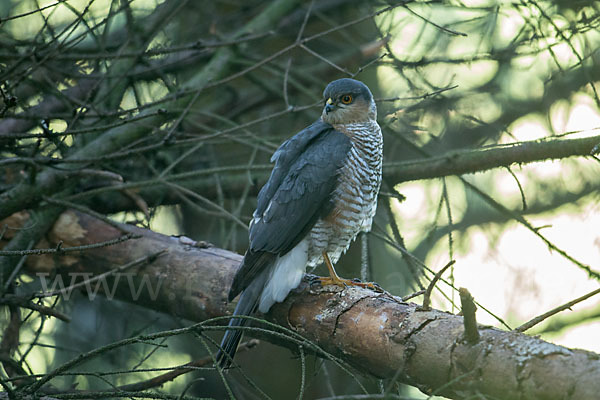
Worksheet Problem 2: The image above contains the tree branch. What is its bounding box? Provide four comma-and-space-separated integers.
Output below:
11, 210, 600, 400
385, 134, 600, 183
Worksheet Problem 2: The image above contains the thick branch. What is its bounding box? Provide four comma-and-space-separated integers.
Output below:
13, 210, 600, 400
385, 134, 600, 182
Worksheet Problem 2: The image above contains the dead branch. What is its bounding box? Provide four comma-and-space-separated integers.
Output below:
459, 287, 480, 344
11, 209, 600, 400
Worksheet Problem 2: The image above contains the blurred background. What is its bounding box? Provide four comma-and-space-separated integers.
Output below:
1, 0, 599, 398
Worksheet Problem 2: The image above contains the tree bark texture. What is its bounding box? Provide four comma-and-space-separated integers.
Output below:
8, 210, 600, 400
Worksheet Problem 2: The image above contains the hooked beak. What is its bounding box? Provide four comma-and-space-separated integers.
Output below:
325, 98, 335, 114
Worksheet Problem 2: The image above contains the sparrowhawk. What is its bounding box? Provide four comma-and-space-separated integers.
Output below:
217, 78, 383, 367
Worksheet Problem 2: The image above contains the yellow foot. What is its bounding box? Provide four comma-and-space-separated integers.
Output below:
316, 251, 383, 292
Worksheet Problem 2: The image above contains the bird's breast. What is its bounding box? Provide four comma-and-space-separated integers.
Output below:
306, 120, 383, 266
328, 122, 382, 231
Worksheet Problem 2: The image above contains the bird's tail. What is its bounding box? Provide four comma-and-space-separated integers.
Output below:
216, 270, 268, 369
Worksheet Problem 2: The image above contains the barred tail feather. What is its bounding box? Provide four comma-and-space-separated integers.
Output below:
216, 268, 269, 369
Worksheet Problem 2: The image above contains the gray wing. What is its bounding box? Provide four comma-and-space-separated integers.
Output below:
228, 121, 352, 300
253, 120, 336, 222
250, 121, 352, 253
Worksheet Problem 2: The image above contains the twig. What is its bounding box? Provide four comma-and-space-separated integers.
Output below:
23, 321, 211, 394
65, 133, 600, 210
506, 166, 527, 211
371, 230, 512, 330
295, 0, 314, 42
0, 306, 30, 386
0, 86, 17, 118
0, 306, 20, 355
515, 287, 600, 333
377, 85, 458, 102
41, 196, 130, 232
115, 340, 259, 392
300, 44, 351, 75
459, 288, 479, 344
0, 0, 64, 22
2, 240, 33, 293
0, 296, 70, 322
64, 169, 124, 182
160, 180, 247, 229
0, 108, 164, 140
0, 207, 64, 298
461, 178, 600, 280
401, 289, 425, 302
0, 234, 138, 256
283, 57, 292, 108
171, 3, 404, 98
8, 31, 274, 61
421, 260, 455, 311
403, 5, 467, 37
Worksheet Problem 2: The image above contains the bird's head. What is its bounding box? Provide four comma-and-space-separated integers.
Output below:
321, 78, 376, 124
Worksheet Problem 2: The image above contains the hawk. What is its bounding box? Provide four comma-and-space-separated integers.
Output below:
216, 78, 383, 367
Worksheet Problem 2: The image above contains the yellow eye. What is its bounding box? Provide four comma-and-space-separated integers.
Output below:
341, 94, 353, 104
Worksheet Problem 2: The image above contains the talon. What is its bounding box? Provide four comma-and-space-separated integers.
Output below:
317, 251, 383, 291
308, 275, 322, 288
371, 282, 384, 293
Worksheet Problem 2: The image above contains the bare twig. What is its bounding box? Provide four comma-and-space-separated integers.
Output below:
2, 240, 33, 293
0, 233, 138, 256
41, 197, 129, 232
421, 260, 455, 311
401, 289, 425, 302
116, 340, 259, 392
515, 287, 600, 333
403, 5, 467, 37
0, 0, 64, 22
459, 288, 480, 344
0, 296, 70, 322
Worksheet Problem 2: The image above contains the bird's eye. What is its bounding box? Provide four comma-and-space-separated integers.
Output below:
341, 94, 353, 104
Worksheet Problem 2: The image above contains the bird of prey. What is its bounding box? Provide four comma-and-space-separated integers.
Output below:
216, 78, 383, 368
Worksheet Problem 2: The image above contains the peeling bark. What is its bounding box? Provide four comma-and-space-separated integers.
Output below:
5, 210, 600, 400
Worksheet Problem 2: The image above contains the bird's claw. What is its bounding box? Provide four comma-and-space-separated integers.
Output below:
307, 274, 322, 287
371, 282, 384, 293
356, 280, 384, 293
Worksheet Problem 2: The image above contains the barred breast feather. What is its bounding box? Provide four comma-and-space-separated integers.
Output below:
306, 120, 383, 267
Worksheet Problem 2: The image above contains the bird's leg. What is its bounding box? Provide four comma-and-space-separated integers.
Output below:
320, 251, 344, 285
318, 252, 382, 291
